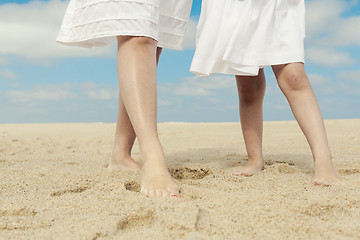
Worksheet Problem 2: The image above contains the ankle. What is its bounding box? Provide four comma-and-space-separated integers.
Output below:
313, 152, 333, 165
247, 155, 264, 164
139, 141, 164, 157
112, 149, 131, 160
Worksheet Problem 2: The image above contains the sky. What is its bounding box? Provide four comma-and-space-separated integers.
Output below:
0, 0, 359, 123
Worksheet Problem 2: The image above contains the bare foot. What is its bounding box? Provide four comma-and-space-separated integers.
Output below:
313, 159, 343, 186
108, 155, 141, 173
140, 162, 179, 198
233, 159, 264, 177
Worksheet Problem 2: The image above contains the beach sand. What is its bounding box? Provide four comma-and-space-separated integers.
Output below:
0, 119, 359, 239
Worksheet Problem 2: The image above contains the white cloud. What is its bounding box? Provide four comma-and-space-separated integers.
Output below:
305, 0, 360, 47
308, 73, 331, 85
0, 0, 114, 59
305, 0, 348, 39
174, 84, 215, 96
336, 70, 360, 83
306, 71, 360, 98
158, 98, 172, 106
308, 73, 335, 95
85, 88, 118, 100
304, 0, 360, 67
0, 69, 16, 80
326, 16, 360, 46
0, 56, 9, 65
5, 83, 76, 102
305, 47, 355, 67
171, 75, 235, 97
79, 81, 99, 90
4, 79, 120, 103
332, 70, 360, 96
79, 81, 118, 100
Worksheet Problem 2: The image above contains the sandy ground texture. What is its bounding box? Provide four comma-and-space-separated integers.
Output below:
0, 120, 359, 240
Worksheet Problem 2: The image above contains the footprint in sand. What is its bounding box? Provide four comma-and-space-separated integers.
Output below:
302, 203, 349, 219
116, 211, 155, 231
277, 164, 296, 174
194, 208, 212, 231
338, 169, 360, 176
169, 167, 211, 180
65, 162, 79, 166
91, 232, 106, 240
0, 207, 37, 217
124, 181, 141, 192
123, 168, 211, 194
50, 186, 89, 197
266, 160, 295, 166
225, 153, 242, 158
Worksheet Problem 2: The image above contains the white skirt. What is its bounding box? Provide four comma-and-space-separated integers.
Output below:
190, 0, 306, 76
56, 0, 193, 50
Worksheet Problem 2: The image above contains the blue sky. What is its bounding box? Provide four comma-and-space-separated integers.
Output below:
0, 0, 359, 123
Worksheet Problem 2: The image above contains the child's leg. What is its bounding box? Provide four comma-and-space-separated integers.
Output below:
233, 70, 266, 176
272, 63, 342, 186
116, 36, 179, 197
108, 48, 163, 173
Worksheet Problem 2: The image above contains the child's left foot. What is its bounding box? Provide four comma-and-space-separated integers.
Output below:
233, 159, 264, 177
313, 160, 343, 186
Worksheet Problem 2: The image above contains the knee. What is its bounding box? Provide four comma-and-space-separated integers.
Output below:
118, 36, 157, 50
280, 71, 309, 91
129, 36, 156, 46
238, 81, 265, 102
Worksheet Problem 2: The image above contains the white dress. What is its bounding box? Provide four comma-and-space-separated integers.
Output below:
57, 0, 193, 50
190, 0, 305, 76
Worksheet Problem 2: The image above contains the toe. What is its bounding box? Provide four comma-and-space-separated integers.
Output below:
243, 171, 254, 177
155, 189, 162, 197
168, 188, 179, 198
161, 189, 170, 197
148, 189, 156, 197
313, 178, 322, 185
233, 169, 241, 176
141, 188, 149, 197
313, 178, 331, 187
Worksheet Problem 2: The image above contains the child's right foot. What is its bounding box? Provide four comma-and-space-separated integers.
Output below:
108, 155, 141, 172
233, 159, 264, 177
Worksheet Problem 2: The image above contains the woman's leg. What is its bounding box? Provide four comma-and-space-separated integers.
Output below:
272, 63, 342, 185
116, 36, 179, 197
108, 48, 163, 172
233, 70, 266, 176
108, 95, 140, 172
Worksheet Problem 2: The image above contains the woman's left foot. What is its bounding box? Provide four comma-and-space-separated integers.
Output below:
313, 160, 343, 186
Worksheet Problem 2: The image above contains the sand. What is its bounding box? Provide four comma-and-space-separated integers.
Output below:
0, 119, 359, 239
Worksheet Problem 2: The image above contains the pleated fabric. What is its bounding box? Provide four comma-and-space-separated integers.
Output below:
56, 0, 192, 50
190, 0, 306, 76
